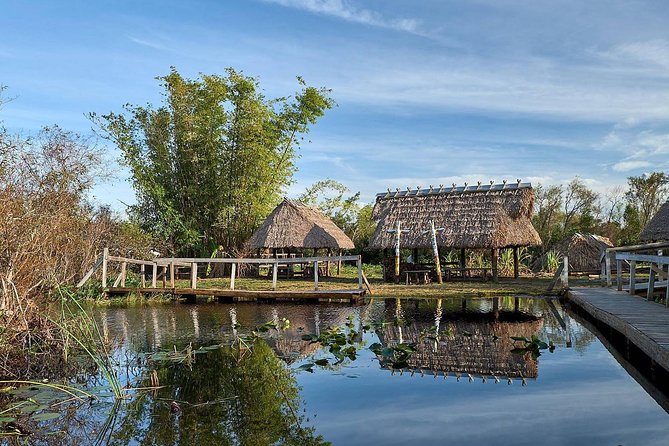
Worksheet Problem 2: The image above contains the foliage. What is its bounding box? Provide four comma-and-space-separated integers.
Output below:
510, 335, 555, 359
93, 68, 334, 254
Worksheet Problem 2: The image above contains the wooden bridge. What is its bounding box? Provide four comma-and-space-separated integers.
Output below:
77, 248, 368, 303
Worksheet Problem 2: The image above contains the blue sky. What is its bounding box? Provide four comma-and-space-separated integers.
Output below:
2, 0, 669, 211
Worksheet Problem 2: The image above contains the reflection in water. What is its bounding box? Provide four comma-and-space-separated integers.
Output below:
380, 298, 543, 381
5, 298, 669, 445
99, 340, 328, 446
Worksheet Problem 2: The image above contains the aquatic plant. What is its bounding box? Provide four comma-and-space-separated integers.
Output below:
510, 335, 555, 359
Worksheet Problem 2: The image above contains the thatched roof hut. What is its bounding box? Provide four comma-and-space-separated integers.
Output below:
532, 232, 613, 273
640, 200, 669, 242
248, 199, 354, 250
368, 182, 541, 250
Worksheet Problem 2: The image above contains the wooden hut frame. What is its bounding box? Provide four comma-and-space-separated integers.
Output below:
368, 182, 542, 281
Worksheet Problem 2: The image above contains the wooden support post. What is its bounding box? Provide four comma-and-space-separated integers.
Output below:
647, 263, 656, 301
491, 249, 499, 282
605, 250, 612, 286
230, 263, 236, 290
561, 256, 569, 289
357, 255, 363, 290
616, 260, 623, 291
629, 260, 636, 295
666, 264, 669, 307
191, 262, 197, 289
162, 266, 167, 288
140, 264, 146, 288
101, 247, 109, 289
170, 261, 175, 288
412, 248, 418, 264
513, 247, 519, 279
326, 248, 331, 277
314, 260, 319, 290
272, 260, 278, 290
428, 220, 443, 284
152, 263, 158, 288
337, 249, 341, 276
120, 261, 127, 287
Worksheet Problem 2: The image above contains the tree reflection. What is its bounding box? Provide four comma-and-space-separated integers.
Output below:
104, 340, 328, 446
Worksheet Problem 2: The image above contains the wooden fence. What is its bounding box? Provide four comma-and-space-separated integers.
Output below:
78, 248, 365, 292
601, 241, 669, 306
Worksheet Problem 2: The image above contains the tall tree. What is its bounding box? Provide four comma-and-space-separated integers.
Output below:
533, 183, 563, 245
625, 172, 669, 229
93, 68, 333, 254
563, 177, 599, 233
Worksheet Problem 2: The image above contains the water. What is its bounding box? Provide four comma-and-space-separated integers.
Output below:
6, 297, 669, 445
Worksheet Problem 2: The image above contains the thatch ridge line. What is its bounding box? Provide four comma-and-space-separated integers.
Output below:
375, 181, 531, 199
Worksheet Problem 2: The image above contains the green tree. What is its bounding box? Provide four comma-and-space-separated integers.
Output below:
298, 179, 361, 236
563, 177, 599, 234
532, 183, 563, 245
625, 172, 669, 229
93, 68, 333, 254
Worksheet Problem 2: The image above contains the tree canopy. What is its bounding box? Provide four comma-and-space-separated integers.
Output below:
93, 68, 334, 255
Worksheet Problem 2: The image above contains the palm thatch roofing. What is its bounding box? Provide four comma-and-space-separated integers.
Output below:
368, 182, 542, 250
531, 232, 613, 273
248, 199, 354, 250
640, 200, 669, 242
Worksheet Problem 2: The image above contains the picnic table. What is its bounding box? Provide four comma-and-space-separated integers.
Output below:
403, 269, 432, 285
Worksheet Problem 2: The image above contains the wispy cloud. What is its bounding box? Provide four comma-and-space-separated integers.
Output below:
612, 160, 652, 172
127, 36, 170, 51
264, 0, 420, 33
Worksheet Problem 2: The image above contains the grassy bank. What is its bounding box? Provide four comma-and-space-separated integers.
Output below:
113, 264, 600, 300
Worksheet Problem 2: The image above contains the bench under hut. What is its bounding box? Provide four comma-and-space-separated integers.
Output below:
368, 181, 542, 281
247, 199, 354, 276
532, 232, 613, 274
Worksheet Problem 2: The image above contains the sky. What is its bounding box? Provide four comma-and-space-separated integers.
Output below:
1, 0, 669, 212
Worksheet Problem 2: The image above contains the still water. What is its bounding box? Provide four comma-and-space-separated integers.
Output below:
9, 297, 669, 445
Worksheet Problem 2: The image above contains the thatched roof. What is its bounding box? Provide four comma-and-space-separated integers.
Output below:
248, 199, 354, 250
368, 182, 542, 250
532, 232, 613, 273
640, 200, 669, 242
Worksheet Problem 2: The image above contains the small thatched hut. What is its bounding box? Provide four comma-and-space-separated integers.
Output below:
368, 181, 542, 279
640, 200, 669, 242
532, 232, 613, 273
248, 199, 354, 252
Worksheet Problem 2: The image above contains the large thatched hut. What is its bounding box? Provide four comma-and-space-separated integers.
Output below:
368, 181, 542, 280
532, 232, 613, 273
248, 199, 354, 252
640, 200, 669, 242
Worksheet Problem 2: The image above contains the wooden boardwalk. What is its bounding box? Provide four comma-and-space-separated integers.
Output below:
107, 287, 365, 304
567, 287, 669, 372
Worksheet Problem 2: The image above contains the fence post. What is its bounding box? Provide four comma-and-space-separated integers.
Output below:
230, 263, 236, 290
101, 248, 109, 289
191, 262, 198, 289
616, 259, 623, 291
272, 260, 278, 290
629, 260, 636, 295
647, 264, 656, 301
357, 255, 363, 290
605, 250, 612, 286
170, 261, 175, 288
140, 264, 146, 288
120, 261, 127, 287
314, 261, 319, 291
561, 256, 569, 289
152, 263, 158, 288
162, 266, 167, 288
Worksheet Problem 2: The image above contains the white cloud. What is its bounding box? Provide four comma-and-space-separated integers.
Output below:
612, 160, 652, 172
264, 0, 420, 33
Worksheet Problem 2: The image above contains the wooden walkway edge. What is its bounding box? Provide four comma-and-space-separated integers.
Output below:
567, 287, 669, 372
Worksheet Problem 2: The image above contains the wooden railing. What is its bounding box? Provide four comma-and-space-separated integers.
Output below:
600, 242, 669, 306
77, 248, 365, 292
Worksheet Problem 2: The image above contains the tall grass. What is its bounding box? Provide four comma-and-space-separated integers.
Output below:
53, 287, 125, 399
